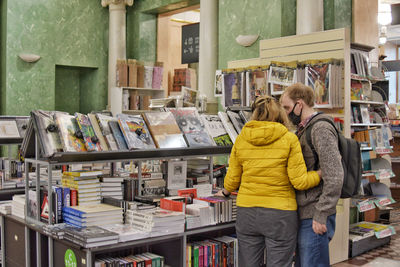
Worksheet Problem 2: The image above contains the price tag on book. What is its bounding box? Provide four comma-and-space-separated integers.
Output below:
357, 199, 375, 212
375, 147, 393, 154
375, 226, 395, 239
374, 197, 395, 208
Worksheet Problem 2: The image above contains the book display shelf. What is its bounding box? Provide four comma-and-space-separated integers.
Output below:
0, 126, 233, 267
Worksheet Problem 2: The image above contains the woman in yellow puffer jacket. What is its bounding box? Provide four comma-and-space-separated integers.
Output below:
219, 96, 321, 267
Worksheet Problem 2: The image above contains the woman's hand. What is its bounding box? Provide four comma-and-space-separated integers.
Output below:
317, 169, 322, 177
214, 189, 231, 197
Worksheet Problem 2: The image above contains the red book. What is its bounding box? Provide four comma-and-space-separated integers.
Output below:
160, 198, 185, 212
70, 189, 77, 206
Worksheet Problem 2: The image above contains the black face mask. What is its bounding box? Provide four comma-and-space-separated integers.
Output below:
288, 102, 302, 126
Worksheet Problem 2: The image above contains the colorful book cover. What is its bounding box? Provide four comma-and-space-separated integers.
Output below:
54, 113, 87, 153
70, 189, 77, 206
223, 72, 243, 107
53, 186, 63, 223
227, 110, 245, 134
246, 69, 267, 105
88, 113, 109, 151
305, 63, 331, 108
167, 108, 214, 147
142, 111, 187, 148
75, 113, 102, 152
96, 113, 119, 151
200, 114, 233, 146
31, 110, 65, 157
117, 113, 156, 150
108, 120, 129, 151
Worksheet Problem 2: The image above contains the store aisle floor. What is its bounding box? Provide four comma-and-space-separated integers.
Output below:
333, 207, 400, 267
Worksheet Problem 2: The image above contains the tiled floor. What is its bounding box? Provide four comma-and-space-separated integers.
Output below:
333, 208, 400, 267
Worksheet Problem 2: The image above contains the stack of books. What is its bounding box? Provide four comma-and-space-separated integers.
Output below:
126, 208, 185, 237
193, 195, 236, 224
100, 177, 124, 200
62, 171, 101, 205
62, 204, 123, 228
100, 223, 150, 242
0, 200, 12, 215
63, 225, 119, 248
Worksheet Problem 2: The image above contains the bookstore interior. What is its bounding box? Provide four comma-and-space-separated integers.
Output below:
4, 0, 400, 266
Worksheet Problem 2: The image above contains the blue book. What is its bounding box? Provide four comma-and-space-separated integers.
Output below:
62, 212, 86, 223
62, 206, 86, 218
63, 216, 86, 228
53, 186, 63, 223
63, 187, 70, 208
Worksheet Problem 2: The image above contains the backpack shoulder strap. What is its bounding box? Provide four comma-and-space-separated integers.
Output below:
305, 117, 338, 171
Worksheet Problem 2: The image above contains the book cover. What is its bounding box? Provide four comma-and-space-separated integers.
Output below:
215, 70, 224, 97
167, 108, 214, 147
144, 65, 154, 88
96, 113, 119, 151
152, 65, 164, 89
142, 112, 187, 148
223, 72, 242, 107
64, 225, 119, 243
53, 186, 63, 223
305, 63, 331, 108
0, 120, 20, 138
360, 105, 370, 124
75, 113, 102, 152
200, 114, 233, 146
246, 69, 267, 105
167, 160, 187, 189
117, 113, 156, 150
70, 189, 77, 206
31, 110, 65, 157
54, 113, 87, 153
227, 110, 245, 134
88, 113, 109, 151
218, 112, 238, 143
109, 120, 129, 151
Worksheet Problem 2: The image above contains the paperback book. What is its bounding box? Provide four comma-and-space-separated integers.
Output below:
96, 114, 119, 151
88, 113, 109, 151
117, 113, 156, 150
54, 113, 87, 153
109, 120, 129, 151
200, 114, 232, 146
75, 113, 102, 152
218, 112, 238, 143
142, 111, 187, 148
227, 110, 245, 134
167, 108, 214, 147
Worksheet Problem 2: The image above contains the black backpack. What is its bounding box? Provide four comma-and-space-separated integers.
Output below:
306, 117, 362, 198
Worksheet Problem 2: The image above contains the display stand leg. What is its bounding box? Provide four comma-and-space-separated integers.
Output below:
36, 232, 41, 267
182, 235, 187, 267
48, 163, 53, 225
209, 156, 213, 186
86, 250, 92, 267
48, 237, 53, 267
1, 216, 5, 267
25, 226, 30, 267
138, 161, 142, 196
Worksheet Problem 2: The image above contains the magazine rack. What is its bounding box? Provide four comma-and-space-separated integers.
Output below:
1, 128, 232, 267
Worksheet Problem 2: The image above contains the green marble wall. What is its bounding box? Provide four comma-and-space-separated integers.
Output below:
55, 66, 80, 114
1, 0, 6, 115
3, 0, 108, 116
324, 0, 352, 30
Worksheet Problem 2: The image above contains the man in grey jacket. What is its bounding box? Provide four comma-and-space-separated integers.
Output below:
281, 83, 344, 267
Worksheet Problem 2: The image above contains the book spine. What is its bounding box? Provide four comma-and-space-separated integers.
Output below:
63, 187, 71, 207
62, 206, 84, 218
53, 186, 63, 223
70, 189, 77, 206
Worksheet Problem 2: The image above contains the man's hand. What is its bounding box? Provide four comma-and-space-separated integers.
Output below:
214, 189, 225, 197
312, 220, 327, 235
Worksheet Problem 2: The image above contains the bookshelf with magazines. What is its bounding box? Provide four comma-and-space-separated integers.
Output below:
0, 110, 236, 267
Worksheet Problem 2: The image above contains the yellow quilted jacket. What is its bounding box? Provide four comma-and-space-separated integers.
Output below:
224, 121, 320, 211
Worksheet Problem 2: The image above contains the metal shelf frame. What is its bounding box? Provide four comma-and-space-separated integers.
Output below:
20, 131, 232, 267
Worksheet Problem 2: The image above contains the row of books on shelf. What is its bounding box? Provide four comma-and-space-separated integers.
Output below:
216, 58, 343, 109
19, 108, 252, 158
95, 252, 166, 267
187, 235, 238, 267
116, 59, 164, 90
351, 104, 388, 125
353, 127, 392, 151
